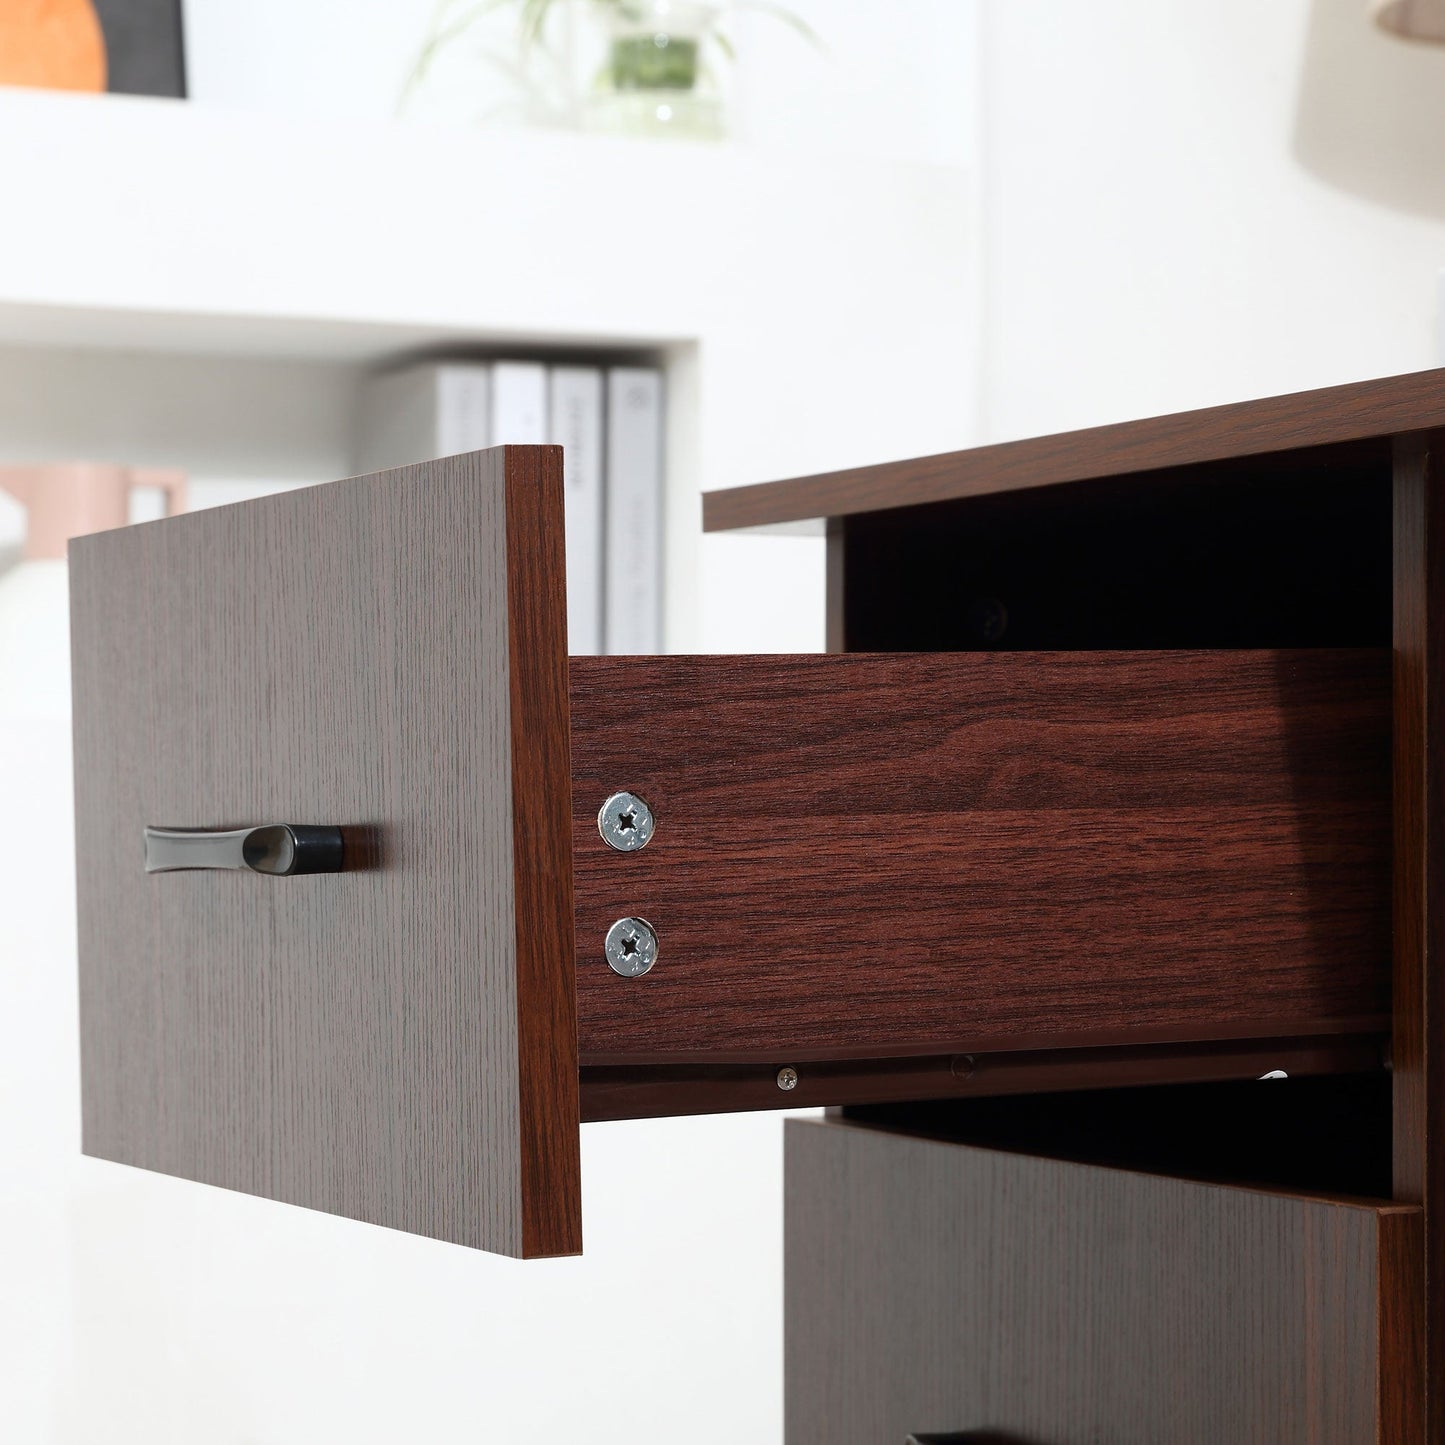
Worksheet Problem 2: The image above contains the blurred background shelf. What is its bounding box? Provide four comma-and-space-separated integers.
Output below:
0, 87, 979, 652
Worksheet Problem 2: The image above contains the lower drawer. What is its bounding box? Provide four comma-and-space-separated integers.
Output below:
784, 1100, 1421, 1445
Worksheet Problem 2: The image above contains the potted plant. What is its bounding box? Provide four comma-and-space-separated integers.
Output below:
406, 0, 820, 139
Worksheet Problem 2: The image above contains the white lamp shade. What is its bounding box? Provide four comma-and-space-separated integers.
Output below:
1374, 0, 1445, 42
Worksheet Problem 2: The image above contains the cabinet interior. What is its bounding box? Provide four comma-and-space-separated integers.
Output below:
841, 1072, 1394, 1199
836, 438, 1397, 1198
840, 438, 1393, 652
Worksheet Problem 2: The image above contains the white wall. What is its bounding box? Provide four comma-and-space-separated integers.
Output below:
181, 0, 979, 167
977, 0, 1445, 442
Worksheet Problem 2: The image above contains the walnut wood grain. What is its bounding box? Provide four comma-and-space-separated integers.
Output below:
1392, 428, 1444, 1437
785, 1117, 1422, 1445
704, 366, 1445, 530
1384, 1191, 1428, 1445
69, 446, 581, 1258
570, 649, 1390, 1064
502, 446, 582, 1258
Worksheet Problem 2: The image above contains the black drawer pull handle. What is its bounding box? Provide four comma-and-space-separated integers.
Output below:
143, 825, 344, 877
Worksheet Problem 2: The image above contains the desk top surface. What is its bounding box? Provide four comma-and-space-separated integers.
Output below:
704, 366, 1445, 532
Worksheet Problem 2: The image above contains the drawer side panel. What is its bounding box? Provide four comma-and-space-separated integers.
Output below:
571, 649, 1390, 1063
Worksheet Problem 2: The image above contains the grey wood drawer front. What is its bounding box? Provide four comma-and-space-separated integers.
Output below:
70, 447, 580, 1259
784, 1116, 1421, 1445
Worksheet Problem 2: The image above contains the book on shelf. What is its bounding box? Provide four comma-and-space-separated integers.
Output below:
490, 362, 547, 446
354, 358, 662, 657
354, 362, 492, 472
604, 366, 664, 655
548, 366, 605, 656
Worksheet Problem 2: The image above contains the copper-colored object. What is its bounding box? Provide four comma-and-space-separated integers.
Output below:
0, 463, 185, 558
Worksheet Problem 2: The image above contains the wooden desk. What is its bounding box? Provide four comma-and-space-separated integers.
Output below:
69, 367, 1445, 1438
704, 366, 1444, 1443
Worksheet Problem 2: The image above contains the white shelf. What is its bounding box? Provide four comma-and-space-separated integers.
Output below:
0, 86, 980, 650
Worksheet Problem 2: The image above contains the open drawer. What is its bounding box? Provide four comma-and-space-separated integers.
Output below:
69, 446, 1392, 1257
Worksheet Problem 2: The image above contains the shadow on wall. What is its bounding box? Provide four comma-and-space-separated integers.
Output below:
1294, 0, 1445, 217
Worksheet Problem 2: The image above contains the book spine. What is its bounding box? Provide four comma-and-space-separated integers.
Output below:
489, 362, 548, 444
354, 363, 490, 472
604, 367, 664, 654
435, 365, 492, 455
549, 366, 605, 655
353, 366, 443, 474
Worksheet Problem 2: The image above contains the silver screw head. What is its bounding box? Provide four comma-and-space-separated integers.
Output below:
605, 917, 658, 977
598, 791, 655, 852
776, 1066, 799, 1092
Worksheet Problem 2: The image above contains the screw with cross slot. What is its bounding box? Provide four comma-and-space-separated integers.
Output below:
604, 917, 658, 977
598, 791, 655, 852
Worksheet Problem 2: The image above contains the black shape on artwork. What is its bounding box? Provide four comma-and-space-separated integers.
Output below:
92, 0, 187, 98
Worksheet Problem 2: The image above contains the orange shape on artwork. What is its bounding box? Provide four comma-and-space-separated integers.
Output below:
0, 0, 107, 93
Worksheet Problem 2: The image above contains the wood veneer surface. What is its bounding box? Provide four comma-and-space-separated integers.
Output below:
705, 366, 1445, 530
69, 447, 582, 1257
1392, 428, 1445, 1434
785, 1118, 1422, 1445
570, 649, 1390, 1063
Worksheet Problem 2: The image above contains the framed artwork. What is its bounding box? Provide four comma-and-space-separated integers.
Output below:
0, 0, 186, 98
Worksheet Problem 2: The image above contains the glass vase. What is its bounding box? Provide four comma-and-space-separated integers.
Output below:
586, 0, 726, 140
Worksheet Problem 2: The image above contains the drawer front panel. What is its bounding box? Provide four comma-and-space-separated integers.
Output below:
571, 650, 1390, 1063
784, 1118, 1421, 1445
70, 449, 581, 1258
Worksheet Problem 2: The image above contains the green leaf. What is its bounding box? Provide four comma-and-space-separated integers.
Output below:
400, 0, 517, 110
736, 0, 826, 53
518, 0, 555, 46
